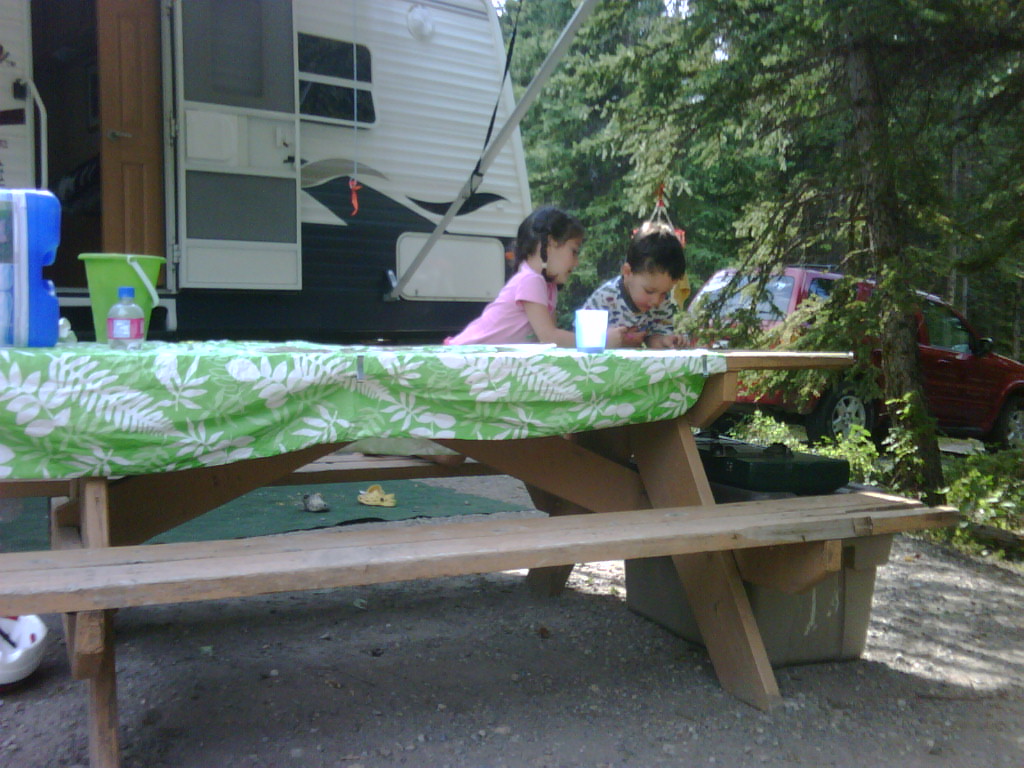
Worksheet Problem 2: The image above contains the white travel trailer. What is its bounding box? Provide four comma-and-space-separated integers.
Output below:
0, 0, 532, 341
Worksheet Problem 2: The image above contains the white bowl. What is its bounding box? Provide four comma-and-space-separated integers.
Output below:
0, 615, 48, 685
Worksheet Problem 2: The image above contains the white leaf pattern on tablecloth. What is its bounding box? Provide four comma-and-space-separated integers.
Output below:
294, 404, 353, 442
154, 351, 209, 410
0, 443, 13, 478
0, 342, 722, 479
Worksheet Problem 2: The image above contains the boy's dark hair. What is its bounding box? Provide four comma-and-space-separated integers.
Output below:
627, 221, 686, 280
513, 206, 585, 269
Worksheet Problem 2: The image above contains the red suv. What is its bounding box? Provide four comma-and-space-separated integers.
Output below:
690, 267, 1024, 448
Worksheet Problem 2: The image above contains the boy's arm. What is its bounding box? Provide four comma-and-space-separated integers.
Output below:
642, 301, 684, 348
609, 326, 643, 348
646, 333, 685, 349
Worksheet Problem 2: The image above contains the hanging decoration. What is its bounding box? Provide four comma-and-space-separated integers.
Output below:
636, 182, 686, 247
349, 178, 362, 216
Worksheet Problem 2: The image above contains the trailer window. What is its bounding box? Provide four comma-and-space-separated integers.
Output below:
298, 34, 375, 125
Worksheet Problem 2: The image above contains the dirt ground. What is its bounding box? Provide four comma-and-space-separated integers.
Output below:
2, 475, 1023, 768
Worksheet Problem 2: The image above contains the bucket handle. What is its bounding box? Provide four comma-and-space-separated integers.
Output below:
126, 256, 160, 307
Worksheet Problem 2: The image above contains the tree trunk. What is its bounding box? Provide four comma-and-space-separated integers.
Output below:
843, 35, 944, 501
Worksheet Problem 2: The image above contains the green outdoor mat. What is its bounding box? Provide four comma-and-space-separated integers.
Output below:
0, 479, 523, 553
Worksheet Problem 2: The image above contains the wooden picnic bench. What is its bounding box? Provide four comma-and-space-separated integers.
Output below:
2, 490, 951, 616
0, 343, 959, 767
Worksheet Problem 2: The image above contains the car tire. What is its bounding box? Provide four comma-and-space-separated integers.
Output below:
990, 395, 1024, 450
804, 385, 875, 444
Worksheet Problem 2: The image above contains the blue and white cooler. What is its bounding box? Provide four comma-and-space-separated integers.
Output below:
0, 189, 60, 348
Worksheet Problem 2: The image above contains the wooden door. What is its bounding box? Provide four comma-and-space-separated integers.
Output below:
97, 0, 164, 262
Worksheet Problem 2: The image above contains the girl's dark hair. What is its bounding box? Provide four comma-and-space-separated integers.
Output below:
512, 206, 585, 274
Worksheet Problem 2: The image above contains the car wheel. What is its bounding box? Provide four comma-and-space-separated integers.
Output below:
804, 385, 875, 444
990, 396, 1024, 450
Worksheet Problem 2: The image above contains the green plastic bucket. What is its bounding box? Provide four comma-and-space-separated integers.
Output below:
78, 253, 165, 342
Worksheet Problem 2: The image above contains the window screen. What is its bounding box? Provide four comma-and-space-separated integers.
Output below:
182, 0, 294, 113
297, 34, 376, 124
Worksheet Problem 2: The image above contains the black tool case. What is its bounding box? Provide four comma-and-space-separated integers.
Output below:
696, 436, 850, 495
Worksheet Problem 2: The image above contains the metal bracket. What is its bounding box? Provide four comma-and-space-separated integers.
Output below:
383, 269, 399, 302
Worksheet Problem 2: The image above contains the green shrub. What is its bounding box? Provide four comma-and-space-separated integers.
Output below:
944, 450, 1024, 534
722, 409, 1022, 559
724, 410, 885, 486
808, 425, 887, 487
723, 410, 801, 449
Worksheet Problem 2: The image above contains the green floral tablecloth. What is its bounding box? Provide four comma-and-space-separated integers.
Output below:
0, 341, 725, 480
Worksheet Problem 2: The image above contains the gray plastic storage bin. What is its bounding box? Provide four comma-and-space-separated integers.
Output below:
624, 483, 893, 667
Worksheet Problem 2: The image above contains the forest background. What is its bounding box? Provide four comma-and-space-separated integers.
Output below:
496, 0, 1023, 550
499, 0, 1022, 357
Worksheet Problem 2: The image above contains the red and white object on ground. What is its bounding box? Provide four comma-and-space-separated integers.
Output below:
0, 615, 48, 686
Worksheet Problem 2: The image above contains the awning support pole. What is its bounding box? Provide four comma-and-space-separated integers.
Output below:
384, 0, 602, 301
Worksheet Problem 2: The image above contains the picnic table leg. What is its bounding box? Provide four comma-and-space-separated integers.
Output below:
523, 483, 584, 596
630, 418, 782, 712
443, 431, 644, 597
52, 479, 122, 768
522, 426, 639, 595
81, 478, 121, 768
88, 611, 119, 768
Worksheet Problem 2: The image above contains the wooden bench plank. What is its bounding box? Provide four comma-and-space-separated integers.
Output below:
0, 490, 939, 571
0, 492, 958, 616
269, 452, 500, 485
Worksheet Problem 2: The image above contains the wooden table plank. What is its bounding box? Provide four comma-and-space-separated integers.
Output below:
719, 351, 854, 371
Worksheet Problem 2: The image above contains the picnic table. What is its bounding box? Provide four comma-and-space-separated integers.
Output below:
0, 341, 957, 768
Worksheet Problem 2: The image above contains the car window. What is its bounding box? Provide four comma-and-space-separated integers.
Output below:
808, 278, 834, 299
763, 277, 795, 317
922, 301, 972, 353
696, 275, 795, 321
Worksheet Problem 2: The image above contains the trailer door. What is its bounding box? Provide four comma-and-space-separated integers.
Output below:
173, 0, 301, 289
99, 0, 165, 257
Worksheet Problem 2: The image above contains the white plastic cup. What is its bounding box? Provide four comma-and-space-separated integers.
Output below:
575, 309, 609, 353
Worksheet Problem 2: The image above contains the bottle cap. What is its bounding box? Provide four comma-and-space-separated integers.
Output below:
118, 286, 135, 299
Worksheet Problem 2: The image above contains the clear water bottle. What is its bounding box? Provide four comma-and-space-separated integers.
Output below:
107, 286, 145, 350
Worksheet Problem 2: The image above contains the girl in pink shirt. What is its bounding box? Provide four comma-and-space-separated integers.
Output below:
447, 206, 630, 347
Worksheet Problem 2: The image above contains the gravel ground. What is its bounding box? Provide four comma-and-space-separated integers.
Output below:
2, 475, 1022, 768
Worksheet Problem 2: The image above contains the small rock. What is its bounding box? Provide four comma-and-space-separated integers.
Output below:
301, 492, 329, 513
